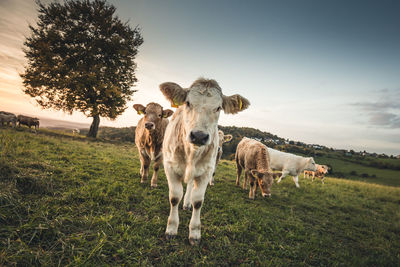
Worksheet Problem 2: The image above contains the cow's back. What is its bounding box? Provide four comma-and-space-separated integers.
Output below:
267, 147, 289, 170
236, 138, 268, 171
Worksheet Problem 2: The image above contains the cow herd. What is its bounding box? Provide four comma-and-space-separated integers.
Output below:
1, 78, 329, 246
134, 78, 329, 245
0, 111, 40, 130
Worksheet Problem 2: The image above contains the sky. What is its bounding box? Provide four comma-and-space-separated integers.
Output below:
0, 0, 399, 155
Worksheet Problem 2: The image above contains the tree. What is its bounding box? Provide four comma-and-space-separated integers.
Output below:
21, 0, 143, 137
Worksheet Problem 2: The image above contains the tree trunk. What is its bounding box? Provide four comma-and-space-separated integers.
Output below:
87, 114, 100, 138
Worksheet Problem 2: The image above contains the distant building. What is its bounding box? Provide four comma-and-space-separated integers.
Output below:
312, 144, 323, 150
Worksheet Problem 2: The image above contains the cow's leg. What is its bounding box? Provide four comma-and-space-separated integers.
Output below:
209, 166, 216, 186
277, 170, 289, 184
311, 173, 315, 182
321, 175, 325, 184
243, 170, 250, 190
151, 155, 162, 188
165, 167, 183, 239
236, 163, 242, 186
139, 152, 151, 183
188, 175, 209, 245
183, 179, 193, 210
248, 175, 257, 200
293, 175, 300, 188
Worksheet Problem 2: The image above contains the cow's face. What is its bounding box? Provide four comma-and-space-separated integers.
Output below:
319, 165, 328, 174
183, 86, 223, 146
251, 169, 273, 197
160, 78, 249, 147
133, 102, 173, 131
305, 157, 317, 171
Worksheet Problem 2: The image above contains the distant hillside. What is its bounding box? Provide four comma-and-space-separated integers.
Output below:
36, 116, 90, 130
74, 124, 400, 186
13, 114, 398, 185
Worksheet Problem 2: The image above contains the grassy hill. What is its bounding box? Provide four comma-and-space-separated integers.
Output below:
76, 125, 400, 187
1, 128, 400, 265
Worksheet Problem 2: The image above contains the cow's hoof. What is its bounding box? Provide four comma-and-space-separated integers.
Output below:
183, 204, 192, 211
209, 182, 214, 186
189, 237, 200, 246
151, 184, 158, 188
165, 234, 176, 240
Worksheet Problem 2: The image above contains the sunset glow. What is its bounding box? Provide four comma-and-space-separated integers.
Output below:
1, 0, 399, 155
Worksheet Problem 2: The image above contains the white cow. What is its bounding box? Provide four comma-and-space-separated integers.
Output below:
267, 147, 317, 188
160, 78, 249, 245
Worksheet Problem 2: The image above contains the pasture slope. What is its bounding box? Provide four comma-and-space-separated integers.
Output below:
1, 128, 399, 266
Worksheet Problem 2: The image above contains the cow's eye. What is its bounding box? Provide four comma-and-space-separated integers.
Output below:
186, 101, 191, 108
143, 111, 146, 115
158, 114, 162, 118
216, 106, 222, 112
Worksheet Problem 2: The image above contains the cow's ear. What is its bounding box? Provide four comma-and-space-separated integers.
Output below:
133, 104, 146, 115
250, 169, 259, 178
222, 94, 250, 114
162, 109, 174, 118
160, 82, 188, 108
223, 134, 233, 143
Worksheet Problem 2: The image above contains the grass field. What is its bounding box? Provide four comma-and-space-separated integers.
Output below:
1, 128, 400, 266
314, 155, 400, 187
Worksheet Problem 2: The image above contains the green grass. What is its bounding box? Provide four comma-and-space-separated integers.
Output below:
1, 128, 400, 266
314, 155, 400, 186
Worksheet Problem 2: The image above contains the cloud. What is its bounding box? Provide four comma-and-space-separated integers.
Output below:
351, 88, 400, 128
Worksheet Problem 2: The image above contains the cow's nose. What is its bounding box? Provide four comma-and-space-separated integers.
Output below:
145, 122, 155, 129
189, 131, 209, 145
262, 193, 271, 198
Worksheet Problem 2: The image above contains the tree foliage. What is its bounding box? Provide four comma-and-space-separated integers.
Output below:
21, 0, 143, 137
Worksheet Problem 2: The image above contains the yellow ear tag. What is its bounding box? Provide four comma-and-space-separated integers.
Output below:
172, 98, 181, 108
238, 97, 243, 110
137, 110, 144, 115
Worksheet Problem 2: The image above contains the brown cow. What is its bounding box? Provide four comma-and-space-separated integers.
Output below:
160, 78, 249, 245
134, 102, 173, 187
0, 111, 17, 127
303, 170, 314, 179
17, 115, 39, 130
209, 130, 233, 185
235, 137, 274, 199
304, 164, 328, 183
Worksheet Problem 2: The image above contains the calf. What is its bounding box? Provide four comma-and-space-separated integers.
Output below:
313, 164, 328, 184
304, 164, 328, 184
209, 130, 232, 186
134, 102, 173, 187
235, 137, 273, 199
160, 78, 249, 245
17, 115, 39, 130
267, 147, 317, 188
303, 170, 314, 179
